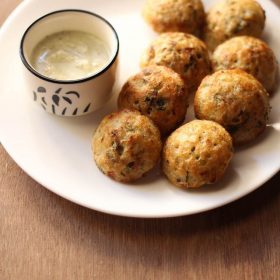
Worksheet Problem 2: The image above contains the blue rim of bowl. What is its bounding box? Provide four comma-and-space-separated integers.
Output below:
19, 9, 119, 85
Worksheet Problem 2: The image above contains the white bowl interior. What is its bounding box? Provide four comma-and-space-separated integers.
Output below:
22, 10, 118, 71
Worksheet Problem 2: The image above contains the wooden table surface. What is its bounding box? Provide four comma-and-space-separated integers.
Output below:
1, 1, 280, 279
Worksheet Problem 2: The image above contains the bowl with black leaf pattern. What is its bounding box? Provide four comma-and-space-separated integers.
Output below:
20, 9, 119, 116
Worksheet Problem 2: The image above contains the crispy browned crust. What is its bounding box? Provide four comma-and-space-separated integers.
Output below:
194, 69, 270, 145
143, 0, 205, 37
204, 0, 266, 51
141, 32, 212, 93
92, 110, 162, 183
162, 120, 233, 189
212, 36, 278, 94
118, 66, 189, 135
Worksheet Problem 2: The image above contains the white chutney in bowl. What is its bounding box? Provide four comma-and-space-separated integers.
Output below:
20, 10, 119, 117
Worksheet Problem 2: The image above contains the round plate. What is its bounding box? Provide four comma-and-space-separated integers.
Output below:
0, 0, 280, 218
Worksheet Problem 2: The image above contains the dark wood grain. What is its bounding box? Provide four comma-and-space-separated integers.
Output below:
1, 1, 280, 279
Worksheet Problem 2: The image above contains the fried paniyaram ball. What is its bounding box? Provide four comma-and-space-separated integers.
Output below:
204, 0, 266, 51
212, 36, 278, 93
141, 32, 212, 92
93, 110, 162, 183
194, 69, 270, 145
118, 66, 188, 135
143, 0, 205, 36
162, 120, 233, 189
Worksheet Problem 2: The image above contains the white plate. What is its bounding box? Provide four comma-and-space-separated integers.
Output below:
1, 0, 280, 218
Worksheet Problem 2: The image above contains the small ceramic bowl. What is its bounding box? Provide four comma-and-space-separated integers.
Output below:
20, 9, 119, 117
